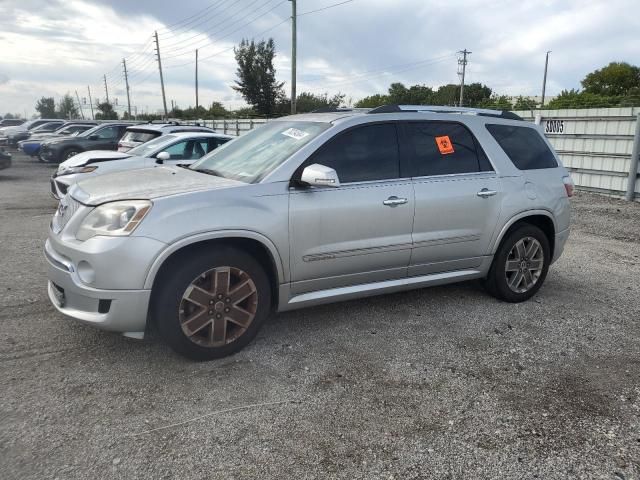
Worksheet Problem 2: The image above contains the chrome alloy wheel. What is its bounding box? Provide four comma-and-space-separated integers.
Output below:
504, 236, 544, 294
179, 267, 258, 347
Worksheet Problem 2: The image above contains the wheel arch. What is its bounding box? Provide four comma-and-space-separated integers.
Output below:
144, 230, 285, 304
491, 210, 556, 259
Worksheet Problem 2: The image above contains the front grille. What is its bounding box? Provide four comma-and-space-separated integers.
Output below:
51, 196, 81, 234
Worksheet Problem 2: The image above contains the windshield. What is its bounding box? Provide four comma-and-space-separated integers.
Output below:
190, 121, 330, 183
127, 134, 177, 157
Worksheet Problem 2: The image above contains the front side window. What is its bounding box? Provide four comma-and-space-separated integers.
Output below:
310, 123, 400, 183
163, 140, 207, 160
191, 121, 330, 183
486, 124, 558, 170
405, 122, 486, 176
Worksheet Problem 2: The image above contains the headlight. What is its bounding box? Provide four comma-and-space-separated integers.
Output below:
58, 165, 97, 176
76, 200, 152, 241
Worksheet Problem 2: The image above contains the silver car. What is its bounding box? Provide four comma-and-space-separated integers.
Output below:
45, 105, 573, 360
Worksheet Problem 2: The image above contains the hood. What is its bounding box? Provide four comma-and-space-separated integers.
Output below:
59, 150, 130, 169
69, 165, 245, 205
42, 135, 79, 146
0, 126, 26, 135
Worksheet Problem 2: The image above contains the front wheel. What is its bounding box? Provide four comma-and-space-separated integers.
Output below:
63, 149, 80, 160
484, 224, 551, 302
154, 247, 272, 360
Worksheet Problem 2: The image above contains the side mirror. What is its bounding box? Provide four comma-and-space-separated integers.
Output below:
300, 163, 340, 188
88, 134, 99, 140
156, 151, 170, 164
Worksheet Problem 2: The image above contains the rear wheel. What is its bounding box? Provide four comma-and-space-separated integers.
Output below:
484, 224, 550, 302
154, 247, 271, 360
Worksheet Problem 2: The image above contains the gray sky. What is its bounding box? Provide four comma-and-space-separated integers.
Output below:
0, 0, 638, 117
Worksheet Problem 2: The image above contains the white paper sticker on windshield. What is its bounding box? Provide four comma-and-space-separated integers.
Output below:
281, 127, 309, 140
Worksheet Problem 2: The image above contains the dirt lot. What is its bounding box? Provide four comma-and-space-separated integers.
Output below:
1, 152, 639, 479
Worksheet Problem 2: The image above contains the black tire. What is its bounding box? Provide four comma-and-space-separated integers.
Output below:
154, 246, 271, 361
484, 224, 551, 303
62, 148, 81, 161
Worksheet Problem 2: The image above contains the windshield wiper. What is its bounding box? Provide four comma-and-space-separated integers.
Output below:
192, 167, 226, 178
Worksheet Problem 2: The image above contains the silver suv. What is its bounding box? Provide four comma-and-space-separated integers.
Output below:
45, 105, 573, 360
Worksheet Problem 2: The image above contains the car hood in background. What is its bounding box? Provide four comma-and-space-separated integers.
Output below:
41, 135, 79, 146
69, 165, 245, 205
60, 150, 131, 169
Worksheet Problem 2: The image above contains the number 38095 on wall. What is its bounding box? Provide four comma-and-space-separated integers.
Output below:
544, 120, 565, 134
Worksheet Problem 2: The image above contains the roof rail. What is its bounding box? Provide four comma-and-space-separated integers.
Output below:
310, 106, 355, 113
367, 104, 523, 120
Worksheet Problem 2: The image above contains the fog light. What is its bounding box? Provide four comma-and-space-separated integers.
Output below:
77, 261, 95, 284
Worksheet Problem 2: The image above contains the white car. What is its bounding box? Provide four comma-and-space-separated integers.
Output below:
50, 131, 233, 199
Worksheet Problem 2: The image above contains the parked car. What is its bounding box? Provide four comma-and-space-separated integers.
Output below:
45, 105, 573, 360
39, 122, 136, 163
19, 122, 97, 157
0, 118, 64, 146
0, 148, 11, 170
117, 123, 215, 152
50, 132, 233, 198
7, 120, 67, 146
0, 119, 25, 128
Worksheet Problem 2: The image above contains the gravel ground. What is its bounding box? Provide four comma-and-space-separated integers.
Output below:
1, 153, 639, 480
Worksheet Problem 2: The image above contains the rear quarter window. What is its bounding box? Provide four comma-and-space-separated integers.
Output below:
486, 124, 557, 170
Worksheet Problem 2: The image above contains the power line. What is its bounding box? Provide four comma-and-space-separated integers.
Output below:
161, 0, 286, 59
158, 0, 231, 34
298, 0, 354, 16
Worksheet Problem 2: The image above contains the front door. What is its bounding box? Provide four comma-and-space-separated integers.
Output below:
289, 123, 414, 294
402, 121, 502, 276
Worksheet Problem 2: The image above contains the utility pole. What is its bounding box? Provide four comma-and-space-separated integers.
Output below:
457, 49, 471, 107
154, 30, 169, 118
75, 90, 85, 119
195, 49, 199, 112
289, 0, 297, 114
541, 50, 551, 107
103, 74, 110, 105
123, 58, 132, 118
87, 85, 94, 120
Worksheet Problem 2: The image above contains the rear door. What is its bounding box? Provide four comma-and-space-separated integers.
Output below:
404, 121, 502, 276
288, 122, 414, 294
91, 125, 124, 150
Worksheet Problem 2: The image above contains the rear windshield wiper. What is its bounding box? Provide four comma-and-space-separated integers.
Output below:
192, 168, 226, 178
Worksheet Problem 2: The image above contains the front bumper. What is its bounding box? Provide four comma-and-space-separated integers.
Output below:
0, 153, 11, 170
551, 228, 570, 264
39, 145, 61, 163
45, 239, 152, 335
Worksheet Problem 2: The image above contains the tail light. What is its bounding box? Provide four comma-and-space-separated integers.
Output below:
563, 175, 574, 197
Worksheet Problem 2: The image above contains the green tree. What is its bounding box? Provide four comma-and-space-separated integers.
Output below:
232, 38, 284, 116
432, 84, 459, 106
460, 83, 493, 107
56, 93, 79, 118
354, 93, 390, 108
477, 95, 513, 110
95, 102, 118, 120
35, 96, 56, 118
513, 96, 537, 110
279, 91, 346, 114
582, 62, 640, 96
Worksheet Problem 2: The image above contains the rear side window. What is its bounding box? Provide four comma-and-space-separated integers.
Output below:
311, 123, 400, 183
404, 122, 488, 176
486, 124, 557, 170
121, 130, 160, 144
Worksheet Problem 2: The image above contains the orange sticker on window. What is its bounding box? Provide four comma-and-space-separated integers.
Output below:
435, 135, 455, 155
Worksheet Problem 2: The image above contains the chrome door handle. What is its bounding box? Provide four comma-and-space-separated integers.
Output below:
477, 188, 497, 198
383, 196, 408, 207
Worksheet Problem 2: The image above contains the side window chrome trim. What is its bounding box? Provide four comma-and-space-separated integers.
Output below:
411, 171, 497, 182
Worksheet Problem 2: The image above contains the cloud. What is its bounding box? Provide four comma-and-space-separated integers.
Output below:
0, 0, 639, 116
